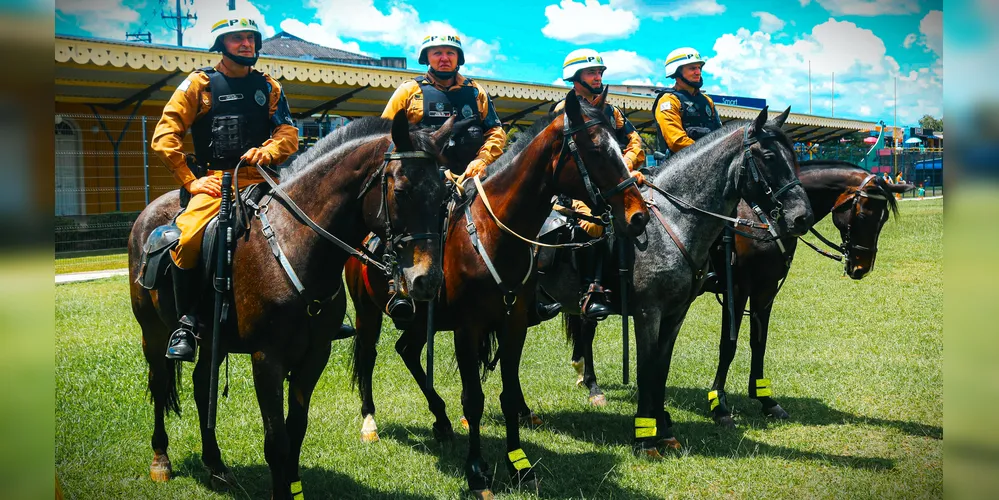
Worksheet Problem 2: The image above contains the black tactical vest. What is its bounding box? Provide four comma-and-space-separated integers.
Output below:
549, 97, 636, 148
653, 88, 722, 151
191, 68, 272, 170
416, 76, 487, 167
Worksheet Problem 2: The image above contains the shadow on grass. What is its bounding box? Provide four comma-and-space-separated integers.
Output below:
379, 424, 649, 499
176, 454, 435, 499
664, 386, 942, 440
540, 408, 896, 471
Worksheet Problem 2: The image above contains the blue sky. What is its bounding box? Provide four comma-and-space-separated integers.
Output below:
55, 0, 943, 125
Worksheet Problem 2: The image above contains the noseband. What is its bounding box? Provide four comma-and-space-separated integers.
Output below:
740, 127, 801, 225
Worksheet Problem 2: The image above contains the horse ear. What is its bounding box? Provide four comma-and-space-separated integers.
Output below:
564, 88, 583, 125
591, 85, 609, 109
749, 105, 769, 136
773, 106, 791, 128
431, 116, 456, 151
391, 109, 414, 152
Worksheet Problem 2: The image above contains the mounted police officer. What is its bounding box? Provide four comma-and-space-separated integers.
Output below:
551, 48, 646, 321
382, 33, 506, 181
654, 47, 722, 154
151, 13, 299, 362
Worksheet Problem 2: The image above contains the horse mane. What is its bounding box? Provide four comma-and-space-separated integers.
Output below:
482, 98, 611, 179
799, 159, 899, 217
280, 116, 437, 182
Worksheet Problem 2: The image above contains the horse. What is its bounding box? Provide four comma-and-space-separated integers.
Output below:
128, 111, 450, 499
345, 88, 649, 498
540, 106, 813, 456
705, 159, 914, 426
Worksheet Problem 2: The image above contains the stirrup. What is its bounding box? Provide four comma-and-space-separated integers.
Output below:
385, 294, 416, 320
166, 315, 198, 362
581, 284, 611, 321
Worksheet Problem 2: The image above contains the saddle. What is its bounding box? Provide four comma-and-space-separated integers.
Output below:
137, 183, 270, 291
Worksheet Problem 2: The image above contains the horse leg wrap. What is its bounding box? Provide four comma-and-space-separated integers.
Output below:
753, 378, 773, 398
291, 480, 303, 500
634, 417, 657, 439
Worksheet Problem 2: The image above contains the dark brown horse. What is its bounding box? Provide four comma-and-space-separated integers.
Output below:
128, 112, 450, 499
345, 89, 649, 498
705, 159, 914, 426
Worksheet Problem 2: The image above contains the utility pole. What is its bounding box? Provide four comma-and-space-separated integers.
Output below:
893, 76, 898, 176
125, 31, 152, 43
161, 0, 197, 47
831, 72, 834, 117
808, 60, 812, 114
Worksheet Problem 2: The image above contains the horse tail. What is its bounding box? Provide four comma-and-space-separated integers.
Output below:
562, 312, 573, 344
151, 359, 183, 417
349, 330, 363, 392
478, 329, 499, 382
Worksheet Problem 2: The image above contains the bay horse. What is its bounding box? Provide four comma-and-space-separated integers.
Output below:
705, 159, 914, 426
345, 88, 649, 498
128, 111, 450, 499
541, 107, 813, 456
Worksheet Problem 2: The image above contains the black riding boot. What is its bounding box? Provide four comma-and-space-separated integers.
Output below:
528, 285, 562, 326
166, 265, 199, 362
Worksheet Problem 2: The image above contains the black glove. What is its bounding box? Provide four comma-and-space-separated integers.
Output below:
686, 126, 712, 140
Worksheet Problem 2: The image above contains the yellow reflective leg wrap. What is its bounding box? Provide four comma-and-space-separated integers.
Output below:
508, 448, 531, 471
708, 390, 720, 410
635, 417, 657, 438
291, 480, 304, 500
755, 378, 773, 398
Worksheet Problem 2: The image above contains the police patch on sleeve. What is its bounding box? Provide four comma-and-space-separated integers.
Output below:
177, 77, 192, 92
659, 100, 671, 111
255, 89, 267, 106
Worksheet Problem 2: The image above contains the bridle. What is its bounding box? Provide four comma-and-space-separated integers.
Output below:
804, 173, 890, 270
738, 126, 801, 228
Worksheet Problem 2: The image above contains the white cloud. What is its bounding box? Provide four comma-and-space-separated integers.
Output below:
918, 10, 942, 55
600, 49, 656, 82
552, 78, 569, 86
541, 0, 639, 43
621, 77, 653, 85
707, 18, 941, 124
608, 0, 724, 21
279, 20, 365, 54
903, 33, 917, 49
752, 11, 786, 33
800, 0, 812, 5
56, 0, 142, 40
285, 0, 501, 65
813, 0, 920, 16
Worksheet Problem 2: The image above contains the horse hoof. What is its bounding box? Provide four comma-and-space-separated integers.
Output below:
512, 476, 539, 495
460, 416, 469, 430
149, 456, 171, 482
209, 471, 237, 491
470, 488, 494, 500
361, 430, 380, 442
433, 423, 455, 442
637, 446, 664, 460
588, 394, 607, 407
520, 411, 544, 427
658, 437, 682, 450
714, 414, 736, 428
764, 404, 789, 419
361, 414, 380, 442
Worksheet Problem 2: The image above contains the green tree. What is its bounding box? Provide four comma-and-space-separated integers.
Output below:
918, 114, 943, 132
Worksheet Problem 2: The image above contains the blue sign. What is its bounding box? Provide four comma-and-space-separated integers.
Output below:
707, 94, 767, 109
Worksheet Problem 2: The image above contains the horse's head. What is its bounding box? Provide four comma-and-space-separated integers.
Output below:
556, 87, 649, 238
362, 110, 451, 301
737, 106, 813, 237
830, 173, 912, 279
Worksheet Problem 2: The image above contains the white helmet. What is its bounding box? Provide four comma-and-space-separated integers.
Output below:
209, 15, 262, 52
562, 48, 606, 81
418, 34, 465, 66
664, 47, 705, 79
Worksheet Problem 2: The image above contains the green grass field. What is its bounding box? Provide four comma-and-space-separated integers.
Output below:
55, 198, 942, 499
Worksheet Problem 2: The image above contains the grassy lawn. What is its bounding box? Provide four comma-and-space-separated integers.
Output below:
55, 198, 942, 499
55, 249, 128, 274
